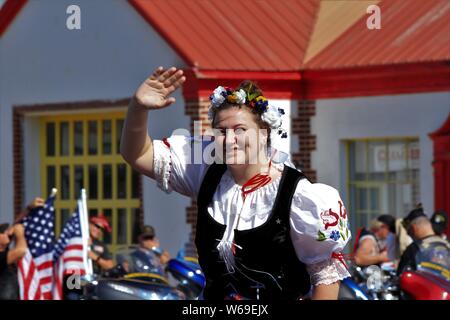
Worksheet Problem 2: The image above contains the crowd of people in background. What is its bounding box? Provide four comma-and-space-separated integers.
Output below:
0, 196, 170, 300
1, 195, 449, 300
352, 204, 450, 277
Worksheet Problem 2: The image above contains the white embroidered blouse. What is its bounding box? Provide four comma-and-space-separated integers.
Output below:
152, 135, 351, 286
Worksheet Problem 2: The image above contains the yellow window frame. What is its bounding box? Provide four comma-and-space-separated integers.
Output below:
39, 111, 141, 254
345, 137, 420, 247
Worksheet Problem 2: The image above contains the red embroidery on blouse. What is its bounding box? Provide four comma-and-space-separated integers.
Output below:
320, 208, 339, 230
162, 137, 170, 148
339, 201, 347, 219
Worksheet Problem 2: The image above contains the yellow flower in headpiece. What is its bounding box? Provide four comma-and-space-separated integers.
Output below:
255, 96, 267, 103
227, 93, 238, 104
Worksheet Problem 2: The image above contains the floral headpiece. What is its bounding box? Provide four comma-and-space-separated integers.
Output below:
208, 86, 287, 138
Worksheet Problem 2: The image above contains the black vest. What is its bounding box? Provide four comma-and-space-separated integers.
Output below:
195, 163, 311, 300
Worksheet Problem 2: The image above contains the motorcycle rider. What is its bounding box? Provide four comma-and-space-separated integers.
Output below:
88, 215, 114, 273
0, 197, 44, 300
129, 225, 170, 276
354, 219, 390, 267
397, 207, 450, 275
377, 214, 398, 261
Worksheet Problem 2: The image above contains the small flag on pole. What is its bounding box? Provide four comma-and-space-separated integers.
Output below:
52, 188, 91, 299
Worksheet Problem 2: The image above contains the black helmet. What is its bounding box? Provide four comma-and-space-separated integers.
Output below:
431, 210, 448, 236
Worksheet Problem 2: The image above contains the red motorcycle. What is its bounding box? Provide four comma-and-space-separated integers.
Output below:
399, 242, 450, 300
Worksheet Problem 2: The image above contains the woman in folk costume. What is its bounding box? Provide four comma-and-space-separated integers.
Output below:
120, 67, 351, 300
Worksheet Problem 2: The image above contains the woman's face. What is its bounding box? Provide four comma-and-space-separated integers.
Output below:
213, 107, 268, 165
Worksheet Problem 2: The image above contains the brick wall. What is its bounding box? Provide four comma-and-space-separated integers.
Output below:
13, 110, 24, 218
291, 100, 317, 182
183, 98, 211, 256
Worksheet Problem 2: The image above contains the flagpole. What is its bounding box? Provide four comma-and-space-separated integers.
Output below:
80, 189, 93, 275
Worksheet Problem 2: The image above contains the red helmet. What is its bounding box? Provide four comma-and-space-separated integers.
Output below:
90, 215, 112, 233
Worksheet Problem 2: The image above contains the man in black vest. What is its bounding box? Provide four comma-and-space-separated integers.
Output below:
397, 208, 450, 275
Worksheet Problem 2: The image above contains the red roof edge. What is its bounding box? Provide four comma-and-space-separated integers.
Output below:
182, 68, 302, 100
0, 0, 27, 37
128, 0, 193, 67
302, 62, 450, 99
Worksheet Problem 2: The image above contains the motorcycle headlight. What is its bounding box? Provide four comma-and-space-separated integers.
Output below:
366, 266, 383, 293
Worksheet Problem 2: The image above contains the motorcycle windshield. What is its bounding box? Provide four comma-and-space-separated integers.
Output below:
415, 243, 450, 281
116, 247, 165, 276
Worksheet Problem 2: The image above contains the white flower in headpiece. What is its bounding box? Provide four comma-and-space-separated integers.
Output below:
234, 89, 246, 104
210, 86, 226, 107
261, 105, 282, 129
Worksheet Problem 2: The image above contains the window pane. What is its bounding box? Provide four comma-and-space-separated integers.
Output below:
74, 165, 84, 199
348, 139, 421, 234
59, 122, 69, 156
74, 121, 83, 155
131, 170, 140, 199
117, 208, 127, 245
369, 187, 380, 211
349, 141, 366, 181
131, 208, 140, 244
89, 208, 98, 217
116, 119, 124, 154
103, 164, 112, 199
47, 166, 55, 198
88, 165, 98, 199
357, 188, 367, 211
117, 164, 127, 199
359, 213, 369, 230
102, 120, 111, 154
61, 165, 70, 200
88, 121, 98, 155
408, 141, 420, 170
368, 141, 386, 181
46, 123, 55, 156
102, 209, 112, 245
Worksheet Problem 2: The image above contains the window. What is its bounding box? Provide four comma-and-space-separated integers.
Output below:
40, 112, 142, 253
346, 138, 420, 230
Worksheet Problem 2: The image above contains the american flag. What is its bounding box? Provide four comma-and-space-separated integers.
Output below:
52, 201, 89, 300
52, 207, 85, 300
18, 195, 56, 300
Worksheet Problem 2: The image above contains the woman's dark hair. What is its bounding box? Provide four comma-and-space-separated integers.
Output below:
377, 214, 396, 234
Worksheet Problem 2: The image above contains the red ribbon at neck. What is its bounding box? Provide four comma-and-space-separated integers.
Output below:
241, 161, 273, 201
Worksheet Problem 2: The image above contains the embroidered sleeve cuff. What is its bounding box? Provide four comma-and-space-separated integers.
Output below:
306, 258, 351, 286
153, 140, 173, 194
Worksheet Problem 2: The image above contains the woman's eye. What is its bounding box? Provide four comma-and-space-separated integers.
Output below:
235, 128, 246, 135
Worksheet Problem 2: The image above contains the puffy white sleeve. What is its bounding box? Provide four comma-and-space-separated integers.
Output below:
290, 179, 352, 286
152, 135, 212, 198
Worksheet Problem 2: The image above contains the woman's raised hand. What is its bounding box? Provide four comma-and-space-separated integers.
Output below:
132, 67, 186, 110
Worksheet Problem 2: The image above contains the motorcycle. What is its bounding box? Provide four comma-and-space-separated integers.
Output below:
399, 242, 450, 300
338, 277, 371, 300
79, 246, 206, 300
344, 241, 450, 300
